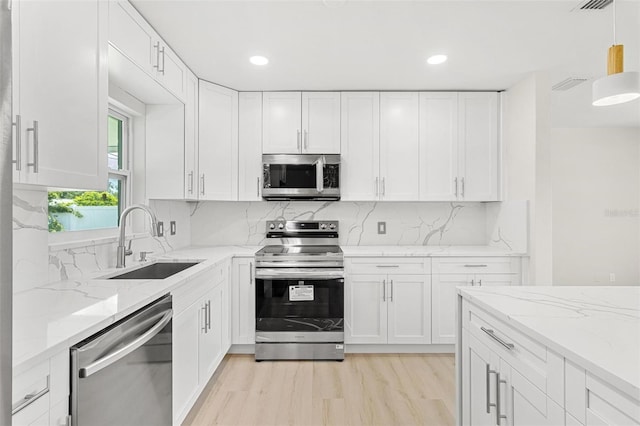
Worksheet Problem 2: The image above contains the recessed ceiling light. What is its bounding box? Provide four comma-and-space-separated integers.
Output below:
249, 56, 269, 66
427, 54, 448, 65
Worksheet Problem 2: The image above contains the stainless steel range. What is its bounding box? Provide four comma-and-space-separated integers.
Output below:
254, 220, 344, 361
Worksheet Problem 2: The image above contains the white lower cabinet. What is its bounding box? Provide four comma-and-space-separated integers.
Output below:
345, 257, 431, 345
231, 257, 255, 345
172, 262, 230, 425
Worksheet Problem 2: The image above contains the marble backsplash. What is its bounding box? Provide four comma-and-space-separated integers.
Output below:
189, 200, 528, 250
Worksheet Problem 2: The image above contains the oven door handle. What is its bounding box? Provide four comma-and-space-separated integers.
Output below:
315, 155, 324, 193
255, 268, 344, 280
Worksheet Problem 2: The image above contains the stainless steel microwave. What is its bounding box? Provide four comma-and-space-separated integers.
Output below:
262, 154, 340, 201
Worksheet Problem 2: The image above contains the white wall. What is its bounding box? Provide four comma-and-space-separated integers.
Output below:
502, 72, 553, 284
552, 127, 640, 286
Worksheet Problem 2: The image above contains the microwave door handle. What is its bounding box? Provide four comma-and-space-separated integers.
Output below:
316, 156, 324, 193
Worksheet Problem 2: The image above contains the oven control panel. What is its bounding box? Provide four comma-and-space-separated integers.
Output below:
266, 220, 339, 233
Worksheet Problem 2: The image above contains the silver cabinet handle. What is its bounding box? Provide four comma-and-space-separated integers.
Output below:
153, 42, 160, 70
201, 303, 207, 333
297, 130, 301, 151
12, 375, 49, 415
304, 130, 308, 150
496, 373, 507, 425
465, 264, 488, 268
256, 177, 260, 197
200, 174, 205, 195
461, 177, 465, 197
454, 177, 458, 197
26, 120, 38, 173
207, 300, 211, 331
479, 279, 482, 287
80, 310, 172, 378
390, 279, 393, 302
159, 46, 166, 75
382, 177, 386, 196
12, 115, 21, 170
375, 177, 379, 197
249, 261, 253, 284
486, 364, 497, 414
188, 171, 194, 194
376, 265, 399, 268
382, 279, 386, 302
471, 279, 475, 286
481, 327, 515, 350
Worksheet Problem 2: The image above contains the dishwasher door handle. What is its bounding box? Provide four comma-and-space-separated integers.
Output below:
78, 309, 172, 378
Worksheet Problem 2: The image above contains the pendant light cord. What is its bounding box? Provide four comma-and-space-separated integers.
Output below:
613, 0, 616, 45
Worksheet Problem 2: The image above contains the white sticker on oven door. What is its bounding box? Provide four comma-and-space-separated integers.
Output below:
289, 285, 314, 301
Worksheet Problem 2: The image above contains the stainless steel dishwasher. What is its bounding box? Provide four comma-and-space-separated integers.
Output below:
70, 294, 173, 426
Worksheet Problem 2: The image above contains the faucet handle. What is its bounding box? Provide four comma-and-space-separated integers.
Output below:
139, 251, 153, 262
125, 239, 133, 256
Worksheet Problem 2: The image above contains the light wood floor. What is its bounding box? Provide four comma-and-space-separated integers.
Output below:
183, 353, 455, 426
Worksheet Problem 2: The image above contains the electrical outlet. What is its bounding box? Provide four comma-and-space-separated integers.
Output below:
377, 221, 386, 234
609, 273, 616, 283
157, 221, 164, 237
170, 221, 176, 235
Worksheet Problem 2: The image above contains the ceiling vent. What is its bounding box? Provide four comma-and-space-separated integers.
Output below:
552, 77, 590, 91
573, 0, 612, 10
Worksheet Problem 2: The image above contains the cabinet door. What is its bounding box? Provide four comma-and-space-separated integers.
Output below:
145, 104, 185, 199
232, 258, 256, 345
419, 92, 458, 201
155, 42, 186, 101
458, 92, 499, 201
340, 92, 380, 201
432, 274, 470, 344
262, 92, 302, 154
198, 82, 239, 200
108, 0, 155, 75
184, 72, 199, 200
462, 331, 499, 426
379, 92, 420, 201
345, 274, 387, 344
173, 302, 200, 423
17, 0, 107, 189
584, 375, 640, 425
301, 92, 341, 154
198, 288, 223, 385
387, 274, 431, 344
503, 360, 565, 426
238, 93, 263, 201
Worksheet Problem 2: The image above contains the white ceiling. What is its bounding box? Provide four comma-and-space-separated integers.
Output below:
130, 0, 640, 128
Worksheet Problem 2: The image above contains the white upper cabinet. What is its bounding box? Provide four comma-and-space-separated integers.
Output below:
301, 92, 341, 153
12, 0, 108, 190
379, 92, 420, 201
458, 92, 499, 201
238, 93, 263, 201
146, 104, 185, 200
198, 81, 239, 201
109, 0, 186, 101
184, 71, 199, 200
262, 92, 340, 154
419, 92, 499, 201
340, 92, 380, 201
419, 92, 458, 201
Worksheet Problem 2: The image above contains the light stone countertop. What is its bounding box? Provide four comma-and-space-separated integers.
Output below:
13, 244, 523, 374
458, 286, 640, 401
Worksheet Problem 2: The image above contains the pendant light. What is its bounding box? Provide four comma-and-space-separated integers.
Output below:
592, 0, 640, 106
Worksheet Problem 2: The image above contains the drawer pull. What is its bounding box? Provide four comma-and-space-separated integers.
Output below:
464, 264, 488, 268
12, 375, 50, 415
481, 327, 515, 350
376, 265, 399, 268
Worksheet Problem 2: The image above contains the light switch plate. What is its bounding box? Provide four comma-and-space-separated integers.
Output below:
378, 221, 386, 234
170, 221, 176, 235
157, 221, 164, 237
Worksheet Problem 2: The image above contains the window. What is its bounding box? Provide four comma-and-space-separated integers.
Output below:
48, 109, 130, 232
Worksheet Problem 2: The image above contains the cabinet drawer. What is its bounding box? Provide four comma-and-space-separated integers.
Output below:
12, 360, 50, 425
346, 257, 430, 274
172, 269, 214, 315
433, 256, 519, 274
463, 299, 564, 404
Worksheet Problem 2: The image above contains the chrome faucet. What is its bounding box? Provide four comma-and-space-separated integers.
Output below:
116, 204, 159, 268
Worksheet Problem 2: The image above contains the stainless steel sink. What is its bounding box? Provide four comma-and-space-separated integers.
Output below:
108, 262, 200, 280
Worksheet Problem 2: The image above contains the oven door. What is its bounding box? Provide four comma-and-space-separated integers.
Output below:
255, 268, 344, 343
262, 154, 340, 200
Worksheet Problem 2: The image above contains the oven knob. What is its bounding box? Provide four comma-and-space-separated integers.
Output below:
320, 224, 327, 229
278, 223, 284, 229
269, 223, 275, 230
329, 223, 336, 229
